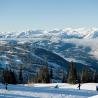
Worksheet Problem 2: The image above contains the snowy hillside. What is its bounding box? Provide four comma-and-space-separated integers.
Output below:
0, 83, 98, 98
1, 28, 98, 82
0, 40, 87, 83
1, 28, 98, 61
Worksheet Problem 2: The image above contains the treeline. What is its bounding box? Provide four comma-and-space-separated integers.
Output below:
1, 61, 98, 85
67, 62, 98, 84
1, 64, 53, 84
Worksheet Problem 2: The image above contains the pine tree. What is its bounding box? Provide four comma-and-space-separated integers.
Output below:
19, 64, 23, 84
93, 70, 98, 83
67, 61, 77, 84
36, 69, 43, 83
3, 69, 17, 84
50, 67, 53, 83
81, 65, 89, 83
42, 65, 50, 83
10, 70, 17, 84
61, 70, 66, 83
38, 64, 50, 83
3, 69, 9, 84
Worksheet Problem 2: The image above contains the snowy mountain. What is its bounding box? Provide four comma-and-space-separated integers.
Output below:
0, 28, 98, 39
0, 28, 98, 65
0, 40, 87, 83
84, 31, 98, 39
0, 28, 98, 82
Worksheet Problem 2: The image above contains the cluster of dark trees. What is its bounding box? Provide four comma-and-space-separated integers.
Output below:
3, 66, 23, 84
2, 64, 53, 85
2, 61, 98, 85
67, 62, 98, 84
3, 69, 17, 84
36, 65, 52, 83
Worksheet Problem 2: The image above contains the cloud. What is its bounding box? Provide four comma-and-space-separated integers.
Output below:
63, 39, 98, 59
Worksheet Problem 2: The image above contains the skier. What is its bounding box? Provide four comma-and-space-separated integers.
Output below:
5, 83, 8, 90
77, 79, 81, 90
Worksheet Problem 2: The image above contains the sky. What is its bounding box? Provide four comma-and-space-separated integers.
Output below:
0, 0, 98, 32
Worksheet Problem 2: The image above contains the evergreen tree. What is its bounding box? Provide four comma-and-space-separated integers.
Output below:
3, 69, 17, 84
19, 64, 23, 84
50, 67, 53, 83
42, 65, 50, 83
10, 70, 17, 84
61, 70, 66, 83
67, 61, 77, 84
81, 65, 89, 83
38, 64, 50, 83
36, 67, 44, 83
93, 70, 98, 83
3, 68, 9, 84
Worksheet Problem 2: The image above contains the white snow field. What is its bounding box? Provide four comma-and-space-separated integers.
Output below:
0, 83, 98, 98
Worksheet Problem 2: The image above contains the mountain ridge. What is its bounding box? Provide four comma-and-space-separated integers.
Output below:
0, 28, 98, 39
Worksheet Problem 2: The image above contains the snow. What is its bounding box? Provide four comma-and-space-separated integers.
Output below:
1, 28, 98, 59
1, 28, 98, 39
0, 83, 98, 98
89, 95, 98, 98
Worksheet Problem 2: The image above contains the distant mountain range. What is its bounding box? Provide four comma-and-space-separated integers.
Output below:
0, 28, 98, 82
0, 28, 98, 39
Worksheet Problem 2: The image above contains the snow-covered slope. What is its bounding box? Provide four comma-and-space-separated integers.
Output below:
1, 40, 88, 83
1, 28, 98, 72
0, 83, 98, 98
84, 31, 98, 39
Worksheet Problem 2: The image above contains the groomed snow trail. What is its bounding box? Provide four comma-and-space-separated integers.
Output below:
0, 83, 98, 98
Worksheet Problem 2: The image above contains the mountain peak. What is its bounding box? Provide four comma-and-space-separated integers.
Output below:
0, 28, 98, 39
